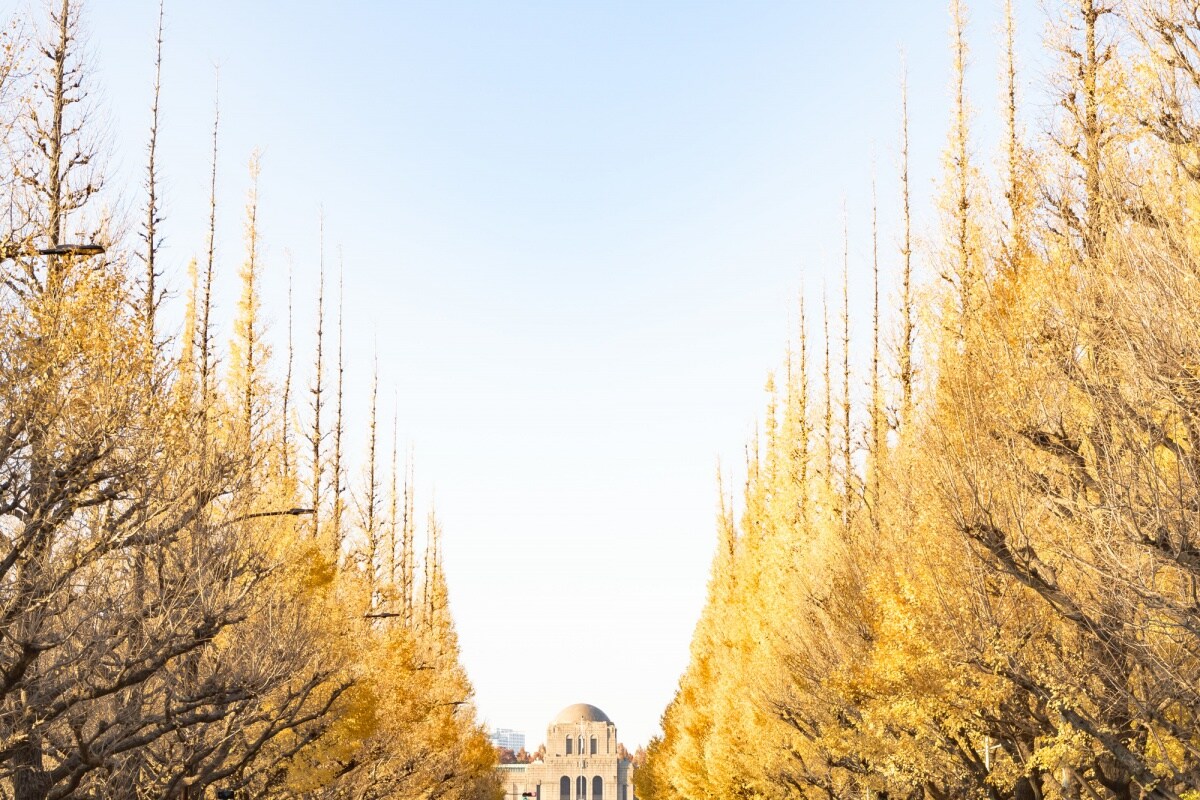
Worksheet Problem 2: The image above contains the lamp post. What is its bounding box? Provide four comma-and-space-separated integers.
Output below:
580, 719, 589, 800
37, 244, 105, 257
0, 242, 106, 261
983, 736, 1001, 771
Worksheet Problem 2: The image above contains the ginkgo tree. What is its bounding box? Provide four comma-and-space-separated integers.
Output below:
645, 2, 1200, 800
0, 2, 501, 800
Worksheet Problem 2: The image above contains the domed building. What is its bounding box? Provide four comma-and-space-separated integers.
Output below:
497, 704, 634, 800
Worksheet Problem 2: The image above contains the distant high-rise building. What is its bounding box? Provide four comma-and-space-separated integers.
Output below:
491, 728, 526, 752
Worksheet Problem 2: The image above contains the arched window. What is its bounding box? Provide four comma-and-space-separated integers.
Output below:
577, 776, 587, 800
560, 778, 570, 800
593, 777, 604, 800
590, 737, 597, 755
566, 738, 573, 755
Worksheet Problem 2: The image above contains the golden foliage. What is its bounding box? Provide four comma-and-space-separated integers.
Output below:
0, 2, 497, 799
645, 3, 1200, 800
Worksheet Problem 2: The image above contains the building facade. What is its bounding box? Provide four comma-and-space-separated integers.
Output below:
491, 728, 527, 752
497, 704, 633, 800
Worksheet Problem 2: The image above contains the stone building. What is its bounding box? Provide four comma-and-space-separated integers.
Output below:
497, 704, 633, 800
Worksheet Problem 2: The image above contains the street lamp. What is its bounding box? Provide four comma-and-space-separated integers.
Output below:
37, 244, 105, 257
0, 242, 106, 261
983, 736, 1001, 771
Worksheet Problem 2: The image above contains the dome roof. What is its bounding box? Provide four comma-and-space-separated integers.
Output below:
553, 703, 611, 725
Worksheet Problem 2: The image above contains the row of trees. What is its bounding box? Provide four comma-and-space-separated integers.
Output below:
639, 1, 1200, 800
0, 2, 499, 800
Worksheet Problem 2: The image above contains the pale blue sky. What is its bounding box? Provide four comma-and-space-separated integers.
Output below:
72, 0, 1047, 748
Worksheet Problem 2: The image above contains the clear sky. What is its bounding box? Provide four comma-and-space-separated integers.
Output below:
70, 0, 1047, 749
